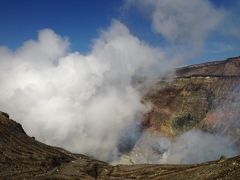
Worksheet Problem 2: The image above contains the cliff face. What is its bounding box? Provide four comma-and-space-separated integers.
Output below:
144, 56, 240, 141
1, 112, 240, 179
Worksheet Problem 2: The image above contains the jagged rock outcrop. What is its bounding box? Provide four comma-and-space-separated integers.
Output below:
1, 112, 240, 179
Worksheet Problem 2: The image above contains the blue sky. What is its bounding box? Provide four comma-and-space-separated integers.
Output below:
0, 0, 239, 64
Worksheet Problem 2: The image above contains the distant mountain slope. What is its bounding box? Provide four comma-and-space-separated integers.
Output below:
1, 111, 240, 179
176, 56, 240, 77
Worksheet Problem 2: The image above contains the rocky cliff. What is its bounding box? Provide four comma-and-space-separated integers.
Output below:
144, 56, 240, 139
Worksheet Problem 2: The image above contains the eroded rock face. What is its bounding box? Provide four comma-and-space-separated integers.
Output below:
144, 56, 240, 139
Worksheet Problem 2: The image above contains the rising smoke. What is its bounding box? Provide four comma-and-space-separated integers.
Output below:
112, 130, 237, 165
0, 0, 238, 163
0, 21, 170, 161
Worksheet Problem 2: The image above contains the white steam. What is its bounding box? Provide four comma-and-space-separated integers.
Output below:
161, 130, 237, 164
0, 21, 171, 161
0, 0, 236, 164
112, 129, 237, 165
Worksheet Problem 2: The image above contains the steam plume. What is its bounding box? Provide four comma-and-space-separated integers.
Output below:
0, 0, 237, 164
116, 130, 237, 164
0, 21, 171, 161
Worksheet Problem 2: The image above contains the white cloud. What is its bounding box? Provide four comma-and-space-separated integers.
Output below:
126, 0, 223, 50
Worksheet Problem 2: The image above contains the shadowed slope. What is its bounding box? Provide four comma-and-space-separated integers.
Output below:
0, 111, 108, 179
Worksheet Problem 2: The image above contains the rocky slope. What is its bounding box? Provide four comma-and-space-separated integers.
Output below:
144, 56, 240, 139
1, 111, 240, 179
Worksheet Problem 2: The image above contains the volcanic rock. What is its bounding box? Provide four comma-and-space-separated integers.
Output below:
144, 56, 240, 141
